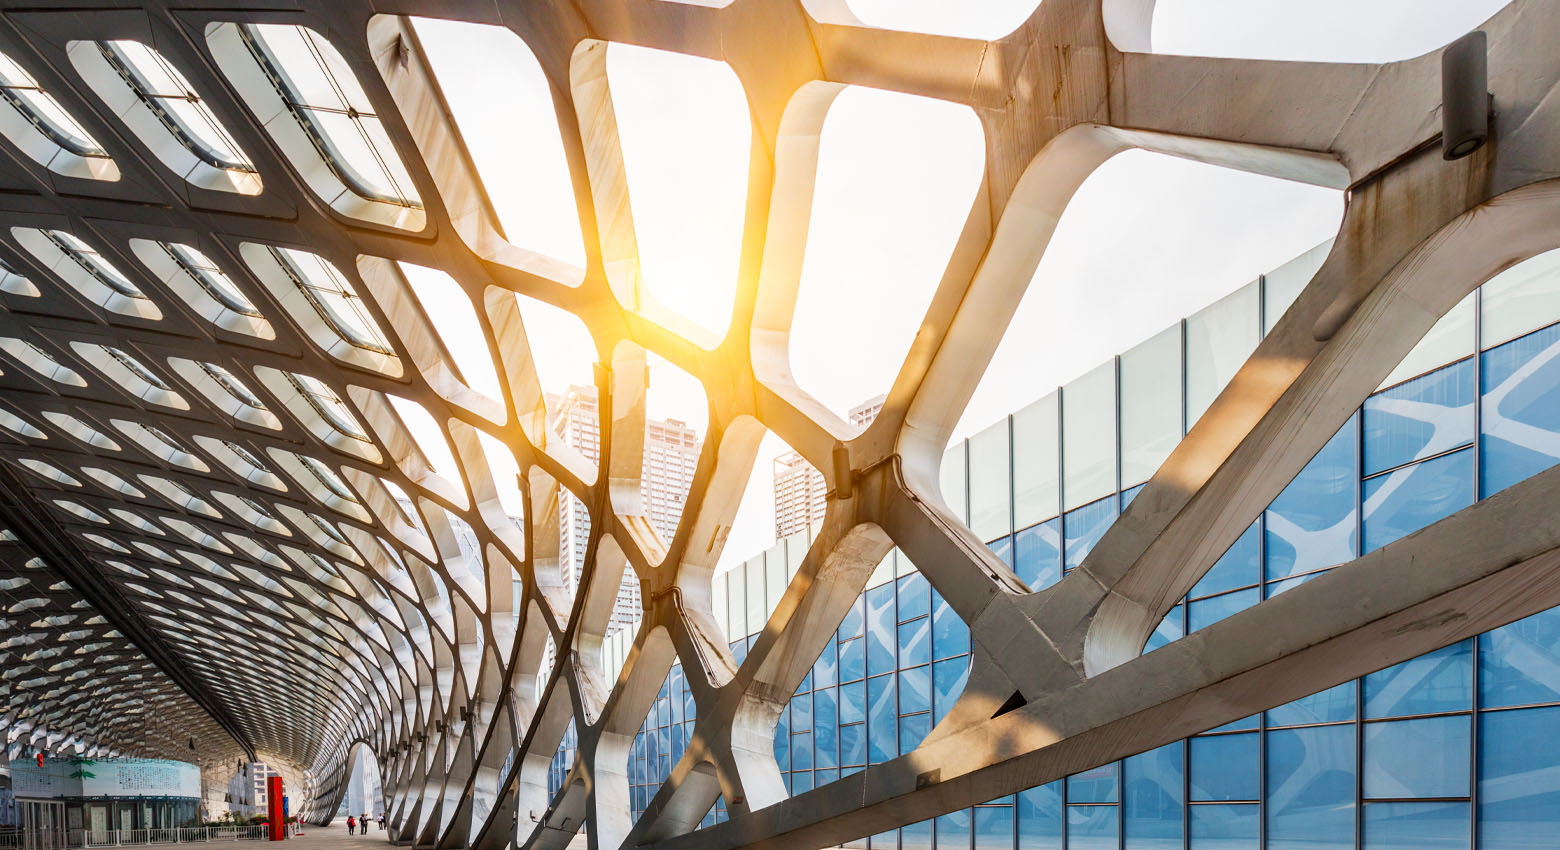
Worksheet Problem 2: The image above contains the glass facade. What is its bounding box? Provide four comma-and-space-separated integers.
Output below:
554, 247, 1560, 848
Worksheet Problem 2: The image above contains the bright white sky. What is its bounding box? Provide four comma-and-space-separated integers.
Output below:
410, 2, 1508, 573
1150, 0, 1510, 62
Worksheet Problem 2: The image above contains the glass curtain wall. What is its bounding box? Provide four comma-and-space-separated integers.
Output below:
551, 245, 1560, 849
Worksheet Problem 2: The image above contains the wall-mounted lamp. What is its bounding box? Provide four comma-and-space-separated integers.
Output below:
1443, 30, 1490, 160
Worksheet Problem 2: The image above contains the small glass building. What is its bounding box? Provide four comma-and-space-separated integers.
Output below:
10, 757, 202, 838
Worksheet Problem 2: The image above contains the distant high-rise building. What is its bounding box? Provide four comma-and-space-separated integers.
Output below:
550, 385, 600, 620
344, 751, 383, 818
225, 762, 276, 816
772, 396, 885, 538
847, 395, 885, 429
643, 417, 700, 544
772, 452, 827, 539
550, 385, 700, 634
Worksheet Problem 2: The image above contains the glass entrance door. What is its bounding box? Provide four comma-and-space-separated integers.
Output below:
18, 800, 66, 850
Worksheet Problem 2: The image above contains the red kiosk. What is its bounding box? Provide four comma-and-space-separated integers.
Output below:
267, 776, 285, 840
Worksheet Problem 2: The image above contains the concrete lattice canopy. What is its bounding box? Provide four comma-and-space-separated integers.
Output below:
0, 1, 1559, 849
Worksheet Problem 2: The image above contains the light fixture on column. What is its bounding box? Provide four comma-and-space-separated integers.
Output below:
1443, 30, 1490, 160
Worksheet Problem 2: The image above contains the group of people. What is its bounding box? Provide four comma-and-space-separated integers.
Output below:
345, 813, 384, 835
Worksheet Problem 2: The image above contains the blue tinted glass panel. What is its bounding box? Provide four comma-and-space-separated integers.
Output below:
1481, 324, 1560, 497
1066, 806, 1119, 850
841, 596, 865, 639
1363, 640, 1472, 718
990, 534, 1015, 569
872, 828, 898, 850
867, 584, 897, 676
933, 591, 970, 660
1363, 801, 1468, 850
1190, 733, 1259, 801
815, 689, 838, 769
1363, 359, 1474, 475
1015, 518, 1062, 592
1144, 605, 1184, 655
1124, 742, 1183, 850
974, 806, 1013, 850
791, 690, 812, 732
1017, 781, 1063, 850
899, 573, 931, 621
899, 665, 931, 716
1064, 497, 1118, 573
933, 656, 969, 725
1188, 588, 1259, 634
1265, 418, 1358, 581
1362, 448, 1474, 552
840, 723, 865, 767
841, 637, 866, 683
868, 674, 897, 764
791, 732, 813, 771
900, 617, 931, 669
902, 820, 932, 850
1363, 716, 1470, 799
1266, 725, 1355, 850
1067, 763, 1119, 804
1188, 803, 1258, 850
1479, 706, 1560, 849
1190, 521, 1261, 598
899, 712, 931, 755
936, 809, 971, 850
841, 679, 866, 724
1480, 608, 1560, 708
814, 639, 838, 689
1267, 681, 1355, 727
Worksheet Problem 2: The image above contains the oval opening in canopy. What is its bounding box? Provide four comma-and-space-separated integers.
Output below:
783, 86, 984, 429
597, 43, 751, 349
1134, 0, 1511, 62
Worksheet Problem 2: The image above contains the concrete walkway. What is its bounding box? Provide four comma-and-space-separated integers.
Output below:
285, 821, 587, 850
291, 822, 389, 847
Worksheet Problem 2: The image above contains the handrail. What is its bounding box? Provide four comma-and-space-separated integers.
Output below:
0, 825, 272, 849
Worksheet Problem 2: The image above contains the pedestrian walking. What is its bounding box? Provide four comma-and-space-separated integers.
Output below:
362, 813, 371, 833
347, 816, 356, 835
